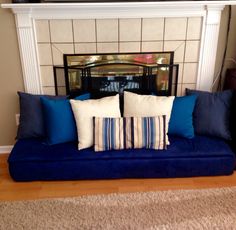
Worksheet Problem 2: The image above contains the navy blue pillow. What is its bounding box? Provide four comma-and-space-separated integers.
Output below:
17, 92, 66, 139
186, 89, 233, 140
41, 93, 91, 145
169, 95, 197, 139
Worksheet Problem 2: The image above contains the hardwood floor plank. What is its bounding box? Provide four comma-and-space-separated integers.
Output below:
0, 154, 236, 201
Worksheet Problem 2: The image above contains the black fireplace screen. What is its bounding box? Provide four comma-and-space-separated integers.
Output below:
53, 52, 178, 97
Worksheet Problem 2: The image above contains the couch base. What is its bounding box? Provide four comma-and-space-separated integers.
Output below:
8, 136, 235, 181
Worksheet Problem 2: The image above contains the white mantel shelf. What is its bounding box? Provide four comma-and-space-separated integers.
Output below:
1, 1, 236, 94
3, 1, 236, 8
2, 1, 236, 19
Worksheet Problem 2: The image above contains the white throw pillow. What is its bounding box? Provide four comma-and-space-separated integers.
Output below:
70, 94, 121, 150
123, 91, 175, 144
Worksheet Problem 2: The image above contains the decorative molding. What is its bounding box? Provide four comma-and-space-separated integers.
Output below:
2, 2, 207, 19
197, 5, 223, 91
0, 146, 13, 154
15, 13, 42, 94
1, 1, 235, 93
2, 2, 234, 19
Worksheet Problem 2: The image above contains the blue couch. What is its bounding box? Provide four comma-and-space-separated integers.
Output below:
8, 135, 235, 181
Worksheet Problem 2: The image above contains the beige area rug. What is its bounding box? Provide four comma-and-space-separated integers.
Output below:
1, 187, 236, 230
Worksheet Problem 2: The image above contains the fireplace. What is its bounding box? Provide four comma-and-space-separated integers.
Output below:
1, 1, 230, 95
35, 15, 202, 97
54, 52, 178, 97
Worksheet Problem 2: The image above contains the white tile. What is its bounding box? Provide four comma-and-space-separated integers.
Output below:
38, 44, 52, 65
182, 63, 198, 84
178, 63, 183, 83
35, 20, 50, 43
185, 41, 200, 62
171, 84, 176, 96
177, 84, 182, 96
119, 19, 141, 42
165, 18, 187, 40
171, 84, 182, 96
119, 42, 140, 52
142, 41, 163, 52
181, 83, 196, 95
50, 20, 73, 43
187, 17, 202, 40
57, 87, 67, 96
43, 87, 56, 95
75, 43, 96, 54
164, 41, 185, 63
142, 18, 164, 41
97, 19, 118, 42
54, 68, 66, 87
40, 66, 54, 87
52, 43, 74, 65
73, 20, 96, 43
97, 43, 118, 53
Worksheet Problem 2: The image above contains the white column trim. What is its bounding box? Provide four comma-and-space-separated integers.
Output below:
196, 5, 225, 91
15, 12, 42, 94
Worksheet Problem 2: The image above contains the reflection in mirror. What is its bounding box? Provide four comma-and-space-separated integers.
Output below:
54, 52, 178, 96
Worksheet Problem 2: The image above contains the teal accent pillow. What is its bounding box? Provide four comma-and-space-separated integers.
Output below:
41, 93, 91, 145
169, 95, 197, 139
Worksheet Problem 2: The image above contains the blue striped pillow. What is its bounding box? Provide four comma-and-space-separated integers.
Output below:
94, 116, 167, 152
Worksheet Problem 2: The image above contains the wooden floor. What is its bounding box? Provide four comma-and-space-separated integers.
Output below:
1, 153, 236, 201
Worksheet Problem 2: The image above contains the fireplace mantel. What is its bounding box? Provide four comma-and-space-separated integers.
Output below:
2, 1, 236, 94
1, 1, 235, 18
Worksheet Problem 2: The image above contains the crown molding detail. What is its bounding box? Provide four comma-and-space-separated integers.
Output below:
1, 1, 235, 93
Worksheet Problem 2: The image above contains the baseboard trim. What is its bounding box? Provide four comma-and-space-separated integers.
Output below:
0, 146, 13, 154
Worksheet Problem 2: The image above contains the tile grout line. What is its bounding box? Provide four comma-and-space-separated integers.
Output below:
118, 18, 120, 53
48, 20, 54, 67
47, 20, 54, 94
181, 17, 189, 96
37, 38, 200, 45
140, 18, 143, 52
71, 19, 76, 54
163, 18, 166, 52
95, 19, 98, 53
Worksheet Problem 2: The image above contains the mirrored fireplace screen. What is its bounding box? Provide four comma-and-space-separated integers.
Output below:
54, 52, 178, 96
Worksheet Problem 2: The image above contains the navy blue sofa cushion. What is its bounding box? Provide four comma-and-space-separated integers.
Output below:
230, 91, 236, 152
8, 136, 235, 181
186, 89, 233, 140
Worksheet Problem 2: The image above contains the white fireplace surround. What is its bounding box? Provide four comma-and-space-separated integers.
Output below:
2, 1, 236, 95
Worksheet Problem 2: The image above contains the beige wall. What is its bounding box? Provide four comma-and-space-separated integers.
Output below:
214, 6, 236, 90
0, 0, 24, 146
0, 3, 236, 146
